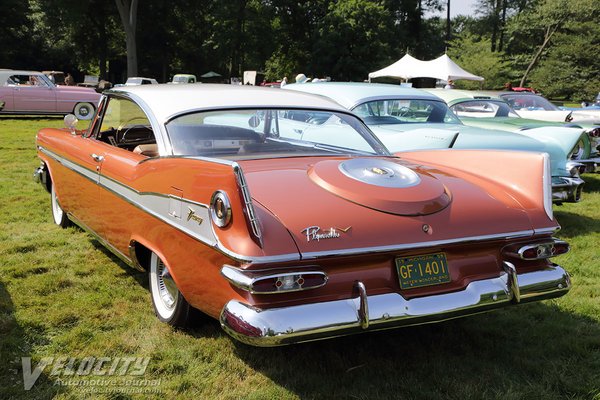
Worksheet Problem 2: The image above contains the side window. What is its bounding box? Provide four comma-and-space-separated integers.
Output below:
9, 74, 49, 87
95, 97, 158, 156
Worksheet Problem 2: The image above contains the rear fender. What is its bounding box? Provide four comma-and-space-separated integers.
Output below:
400, 149, 556, 229
518, 126, 590, 159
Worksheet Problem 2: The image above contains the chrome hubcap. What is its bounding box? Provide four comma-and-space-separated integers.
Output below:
157, 260, 177, 310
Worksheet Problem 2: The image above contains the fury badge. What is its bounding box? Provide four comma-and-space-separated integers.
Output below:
186, 207, 203, 225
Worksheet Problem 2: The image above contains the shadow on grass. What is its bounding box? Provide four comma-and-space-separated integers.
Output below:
581, 173, 600, 194
88, 238, 148, 289
554, 210, 600, 238
0, 282, 68, 399
227, 302, 600, 399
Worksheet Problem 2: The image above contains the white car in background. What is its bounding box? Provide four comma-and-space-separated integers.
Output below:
499, 92, 600, 124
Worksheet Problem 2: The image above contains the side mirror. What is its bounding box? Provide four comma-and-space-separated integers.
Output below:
64, 114, 79, 134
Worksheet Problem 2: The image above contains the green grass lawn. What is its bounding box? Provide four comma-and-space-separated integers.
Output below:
1, 117, 599, 400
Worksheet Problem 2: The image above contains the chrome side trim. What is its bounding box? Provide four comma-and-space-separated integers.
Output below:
533, 226, 560, 236
220, 264, 571, 347
67, 213, 139, 270
233, 162, 262, 244
139, 155, 235, 166
296, 230, 536, 260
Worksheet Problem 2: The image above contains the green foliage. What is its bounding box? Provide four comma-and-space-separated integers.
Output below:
313, 0, 393, 80
2, 0, 598, 98
447, 33, 511, 89
505, 0, 600, 95
528, 20, 600, 100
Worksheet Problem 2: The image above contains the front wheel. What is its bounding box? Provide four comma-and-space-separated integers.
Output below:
73, 102, 94, 120
149, 252, 190, 327
51, 183, 70, 228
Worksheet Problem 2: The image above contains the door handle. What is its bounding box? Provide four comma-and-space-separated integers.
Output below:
90, 153, 104, 162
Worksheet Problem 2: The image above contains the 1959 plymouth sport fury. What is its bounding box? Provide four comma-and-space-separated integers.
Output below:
34, 85, 571, 346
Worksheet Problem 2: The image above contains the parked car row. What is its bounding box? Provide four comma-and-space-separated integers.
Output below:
34, 83, 574, 346
285, 82, 598, 203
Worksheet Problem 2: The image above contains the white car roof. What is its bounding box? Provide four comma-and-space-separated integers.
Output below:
284, 82, 443, 110
109, 84, 348, 122
0, 69, 44, 84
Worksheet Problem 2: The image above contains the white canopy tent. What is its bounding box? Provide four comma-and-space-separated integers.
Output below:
368, 53, 484, 82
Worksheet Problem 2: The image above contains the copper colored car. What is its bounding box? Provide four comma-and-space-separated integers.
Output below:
34, 84, 571, 346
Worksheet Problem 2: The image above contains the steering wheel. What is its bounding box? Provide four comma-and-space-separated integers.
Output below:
116, 116, 151, 144
119, 125, 153, 146
396, 107, 416, 118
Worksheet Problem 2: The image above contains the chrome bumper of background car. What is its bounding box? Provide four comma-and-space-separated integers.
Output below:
552, 176, 584, 203
220, 264, 570, 347
577, 156, 600, 173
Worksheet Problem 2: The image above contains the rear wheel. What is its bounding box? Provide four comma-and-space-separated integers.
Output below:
149, 252, 190, 326
51, 183, 70, 228
73, 102, 94, 120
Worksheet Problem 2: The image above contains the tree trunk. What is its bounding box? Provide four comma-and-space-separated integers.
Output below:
115, 0, 138, 78
498, 0, 507, 52
490, 0, 501, 52
446, 0, 451, 46
519, 23, 561, 87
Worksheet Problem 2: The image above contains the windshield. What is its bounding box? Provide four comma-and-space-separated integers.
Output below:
451, 100, 520, 118
352, 99, 461, 125
165, 108, 389, 159
501, 94, 559, 111
173, 76, 192, 83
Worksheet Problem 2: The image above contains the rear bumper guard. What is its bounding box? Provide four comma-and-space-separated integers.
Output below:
220, 263, 570, 347
578, 156, 600, 173
552, 176, 584, 203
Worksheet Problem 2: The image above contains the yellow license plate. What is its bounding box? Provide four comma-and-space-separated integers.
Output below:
396, 253, 450, 290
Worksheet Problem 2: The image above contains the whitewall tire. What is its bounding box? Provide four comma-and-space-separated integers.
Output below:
73, 102, 94, 120
149, 252, 190, 326
51, 183, 70, 228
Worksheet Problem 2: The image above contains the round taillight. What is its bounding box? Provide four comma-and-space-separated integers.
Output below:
210, 191, 232, 227
588, 127, 600, 138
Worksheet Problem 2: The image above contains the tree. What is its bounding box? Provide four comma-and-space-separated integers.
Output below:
115, 0, 139, 77
447, 33, 511, 89
506, 0, 599, 87
313, 0, 393, 80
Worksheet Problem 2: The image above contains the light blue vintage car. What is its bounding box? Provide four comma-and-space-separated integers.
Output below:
285, 82, 585, 203
426, 89, 599, 174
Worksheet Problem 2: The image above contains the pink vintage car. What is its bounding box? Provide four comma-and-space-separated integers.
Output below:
0, 70, 101, 120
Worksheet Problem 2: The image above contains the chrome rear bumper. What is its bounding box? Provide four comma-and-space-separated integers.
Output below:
578, 156, 600, 173
220, 263, 570, 347
552, 176, 584, 203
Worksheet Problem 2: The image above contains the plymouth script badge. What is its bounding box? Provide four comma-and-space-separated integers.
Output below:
302, 226, 351, 242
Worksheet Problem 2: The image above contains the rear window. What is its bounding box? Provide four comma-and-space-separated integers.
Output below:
165, 109, 388, 159
352, 99, 461, 125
